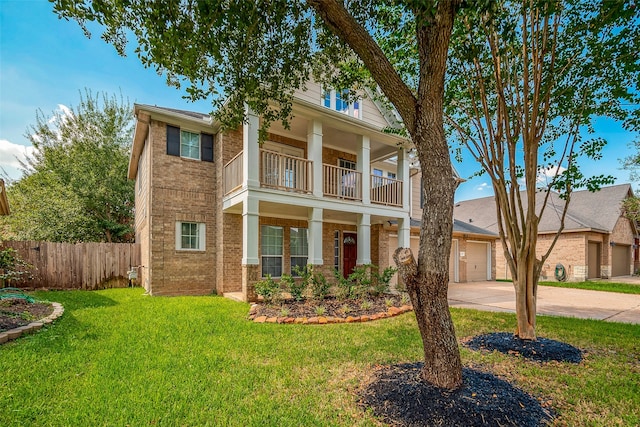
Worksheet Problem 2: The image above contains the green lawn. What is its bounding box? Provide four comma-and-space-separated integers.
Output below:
1, 289, 638, 426
540, 280, 640, 295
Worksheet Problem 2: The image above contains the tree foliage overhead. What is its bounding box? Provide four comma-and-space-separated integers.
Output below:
2, 89, 134, 243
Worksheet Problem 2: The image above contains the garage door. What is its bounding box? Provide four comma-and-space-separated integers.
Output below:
611, 245, 630, 277
388, 236, 458, 285
467, 242, 489, 281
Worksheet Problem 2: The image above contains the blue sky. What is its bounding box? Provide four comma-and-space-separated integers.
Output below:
0, 0, 637, 202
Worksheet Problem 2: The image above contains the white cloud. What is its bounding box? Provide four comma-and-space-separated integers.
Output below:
475, 182, 490, 192
0, 139, 35, 179
537, 164, 566, 184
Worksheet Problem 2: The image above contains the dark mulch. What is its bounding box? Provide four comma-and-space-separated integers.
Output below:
0, 298, 53, 333
359, 363, 553, 427
252, 294, 407, 319
464, 332, 583, 363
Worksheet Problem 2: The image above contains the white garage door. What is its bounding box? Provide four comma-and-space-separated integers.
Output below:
388, 235, 458, 286
611, 245, 630, 277
467, 242, 489, 281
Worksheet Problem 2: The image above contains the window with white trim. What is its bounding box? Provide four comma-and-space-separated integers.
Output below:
261, 225, 283, 277
290, 227, 308, 274
322, 89, 361, 119
334, 231, 340, 271
339, 158, 356, 170
176, 222, 206, 251
180, 130, 200, 160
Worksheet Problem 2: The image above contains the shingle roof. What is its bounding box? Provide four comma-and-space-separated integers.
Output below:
404, 218, 497, 236
136, 104, 211, 121
453, 184, 634, 234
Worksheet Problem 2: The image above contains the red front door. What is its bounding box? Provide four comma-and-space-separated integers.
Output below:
343, 232, 357, 278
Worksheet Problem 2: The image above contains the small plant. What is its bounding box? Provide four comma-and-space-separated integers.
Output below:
279, 307, 290, 317
339, 304, 351, 315
360, 300, 372, 310
401, 293, 411, 305
314, 306, 326, 316
254, 275, 281, 304
288, 266, 310, 301
333, 268, 352, 300
369, 265, 398, 297
310, 269, 330, 301
385, 298, 395, 307
0, 248, 32, 287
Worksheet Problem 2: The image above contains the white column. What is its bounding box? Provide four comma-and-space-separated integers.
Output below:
357, 135, 370, 204
397, 215, 411, 249
307, 120, 323, 198
357, 213, 371, 265
242, 196, 259, 265
398, 147, 410, 210
308, 207, 323, 265
243, 105, 260, 190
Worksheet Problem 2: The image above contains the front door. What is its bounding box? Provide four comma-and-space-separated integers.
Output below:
343, 232, 357, 278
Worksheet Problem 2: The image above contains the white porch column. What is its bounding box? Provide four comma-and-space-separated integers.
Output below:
397, 215, 411, 249
242, 196, 259, 265
398, 147, 410, 210
308, 207, 323, 265
243, 105, 260, 190
307, 120, 323, 198
357, 135, 371, 204
357, 213, 371, 265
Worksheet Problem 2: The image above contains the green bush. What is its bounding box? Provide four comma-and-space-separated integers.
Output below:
289, 266, 310, 301
0, 247, 32, 287
254, 275, 281, 304
333, 264, 397, 299
369, 265, 398, 297
310, 269, 330, 301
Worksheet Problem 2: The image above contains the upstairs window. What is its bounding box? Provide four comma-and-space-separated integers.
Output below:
181, 130, 200, 160
322, 89, 361, 119
166, 125, 213, 162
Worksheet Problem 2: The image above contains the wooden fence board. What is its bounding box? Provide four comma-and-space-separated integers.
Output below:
1, 241, 140, 290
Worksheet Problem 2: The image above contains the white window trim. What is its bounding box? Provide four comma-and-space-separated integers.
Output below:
180, 129, 201, 160
175, 222, 206, 251
261, 225, 284, 278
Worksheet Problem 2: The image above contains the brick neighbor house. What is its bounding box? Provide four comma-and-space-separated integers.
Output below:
453, 184, 639, 281
128, 81, 496, 299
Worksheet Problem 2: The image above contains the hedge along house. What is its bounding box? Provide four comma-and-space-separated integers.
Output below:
453, 184, 639, 282
129, 81, 496, 299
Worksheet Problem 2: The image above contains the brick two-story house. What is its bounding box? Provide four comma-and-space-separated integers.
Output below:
129, 82, 496, 299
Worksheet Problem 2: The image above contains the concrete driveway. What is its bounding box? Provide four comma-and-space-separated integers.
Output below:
448, 280, 640, 325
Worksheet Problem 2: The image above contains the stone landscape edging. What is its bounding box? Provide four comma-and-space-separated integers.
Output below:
0, 302, 64, 345
248, 304, 413, 324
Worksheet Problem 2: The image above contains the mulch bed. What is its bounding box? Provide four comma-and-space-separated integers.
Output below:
359, 363, 554, 427
251, 294, 408, 319
0, 298, 54, 333
463, 332, 583, 363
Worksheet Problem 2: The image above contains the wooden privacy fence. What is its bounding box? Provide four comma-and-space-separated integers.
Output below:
2, 241, 141, 290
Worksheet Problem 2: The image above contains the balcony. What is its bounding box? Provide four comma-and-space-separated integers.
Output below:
223, 150, 403, 207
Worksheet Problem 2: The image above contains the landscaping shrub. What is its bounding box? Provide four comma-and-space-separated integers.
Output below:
254, 275, 281, 304
311, 269, 330, 301
289, 266, 310, 301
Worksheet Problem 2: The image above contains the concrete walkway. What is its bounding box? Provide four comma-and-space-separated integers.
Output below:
448, 279, 640, 325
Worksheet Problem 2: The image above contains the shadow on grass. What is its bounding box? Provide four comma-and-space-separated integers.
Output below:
33, 289, 119, 311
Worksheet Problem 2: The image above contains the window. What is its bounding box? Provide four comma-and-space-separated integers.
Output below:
166, 125, 214, 162
339, 158, 356, 170
388, 172, 396, 179
181, 130, 200, 160
322, 89, 361, 119
175, 222, 206, 251
290, 228, 308, 274
261, 225, 283, 277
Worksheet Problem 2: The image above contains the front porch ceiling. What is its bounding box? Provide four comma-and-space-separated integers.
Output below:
263, 115, 399, 161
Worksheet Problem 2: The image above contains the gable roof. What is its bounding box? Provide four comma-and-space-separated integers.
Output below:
403, 218, 497, 237
453, 184, 635, 235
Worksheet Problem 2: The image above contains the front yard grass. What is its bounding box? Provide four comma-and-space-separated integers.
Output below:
540, 280, 640, 295
1, 288, 638, 426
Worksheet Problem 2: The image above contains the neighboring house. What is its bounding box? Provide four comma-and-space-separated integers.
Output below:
453, 184, 639, 281
0, 180, 9, 216
129, 82, 496, 299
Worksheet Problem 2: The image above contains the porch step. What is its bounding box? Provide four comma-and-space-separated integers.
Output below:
223, 292, 245, 303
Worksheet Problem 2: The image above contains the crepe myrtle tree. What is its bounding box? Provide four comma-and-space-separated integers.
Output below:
49, 0, 500, 389
441, 0, 639, 339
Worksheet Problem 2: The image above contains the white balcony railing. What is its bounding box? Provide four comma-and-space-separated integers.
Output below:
260, 149, 313, 193
323, 164, 362, 201
370, 175, 402, 207
224, 151, 243, 195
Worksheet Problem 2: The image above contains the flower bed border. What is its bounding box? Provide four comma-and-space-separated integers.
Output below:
0, 302, 64, 345
248, 304, 413, 324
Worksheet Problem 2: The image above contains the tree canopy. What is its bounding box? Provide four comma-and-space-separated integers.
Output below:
1, 90, 134, 243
